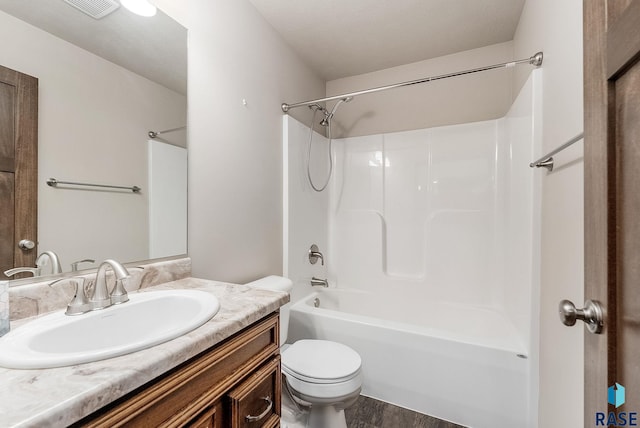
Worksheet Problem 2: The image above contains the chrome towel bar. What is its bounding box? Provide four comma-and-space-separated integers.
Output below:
530, 132, 584, 172
46, 178, 141, 193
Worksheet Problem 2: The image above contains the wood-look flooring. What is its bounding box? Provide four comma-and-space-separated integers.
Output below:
344, 396, 465, 428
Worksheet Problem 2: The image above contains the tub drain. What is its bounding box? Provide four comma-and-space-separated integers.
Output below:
313, 298, 320, 308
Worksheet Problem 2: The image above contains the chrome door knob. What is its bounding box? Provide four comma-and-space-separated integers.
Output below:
559, 299, 604, 334
18, 239, 35, 251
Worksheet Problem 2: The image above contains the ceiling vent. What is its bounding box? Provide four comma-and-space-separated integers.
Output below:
63, 0, 120, 19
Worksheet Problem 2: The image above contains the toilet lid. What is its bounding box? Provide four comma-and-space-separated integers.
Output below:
282, 340, 361, 383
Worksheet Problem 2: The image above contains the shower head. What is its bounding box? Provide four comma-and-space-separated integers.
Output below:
333, 97, 353, 113
319, 97, 353, 126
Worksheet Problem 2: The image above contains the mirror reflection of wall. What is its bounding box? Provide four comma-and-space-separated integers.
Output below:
0, 2, 187, 281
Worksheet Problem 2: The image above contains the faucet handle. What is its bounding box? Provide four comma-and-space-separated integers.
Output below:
49, 277, 91, 315
4, 267, 40, 278
309, 244, 325, 266
70, 259, 95, 272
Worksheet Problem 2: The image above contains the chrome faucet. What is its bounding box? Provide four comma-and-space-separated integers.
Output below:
48, 259, 130, 315
92, 259, 130, 309
309, 244, 324, 265
310, 277, 329, 287
4, 250, 62, 278
36, 251, 63, 275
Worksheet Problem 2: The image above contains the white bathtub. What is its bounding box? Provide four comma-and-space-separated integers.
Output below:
287, 288, 531, 428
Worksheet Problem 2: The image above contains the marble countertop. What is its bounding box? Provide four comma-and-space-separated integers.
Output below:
0, 277, 289, 428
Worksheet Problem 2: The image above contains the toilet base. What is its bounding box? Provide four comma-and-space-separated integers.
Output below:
307, 406, 348, 428
281, 390, 348, 428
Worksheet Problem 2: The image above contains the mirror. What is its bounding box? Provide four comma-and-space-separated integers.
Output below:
0, 1, 187, 283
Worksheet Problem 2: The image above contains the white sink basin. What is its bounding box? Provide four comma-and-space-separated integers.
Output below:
0, 289, 220, 369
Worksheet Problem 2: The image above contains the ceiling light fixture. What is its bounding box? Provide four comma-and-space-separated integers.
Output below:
120, 0, 157, 17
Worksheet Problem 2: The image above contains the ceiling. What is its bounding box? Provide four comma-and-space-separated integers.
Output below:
0, 0, 187, 95
0, 1, 525, 91
248, 0, 526, 81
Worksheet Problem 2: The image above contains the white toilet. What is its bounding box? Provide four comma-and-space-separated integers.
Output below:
247, 276, 363, 428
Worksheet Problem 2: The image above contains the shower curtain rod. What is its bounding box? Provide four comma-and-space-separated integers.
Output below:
148, 126, 186, 139
281, 51, 543, 112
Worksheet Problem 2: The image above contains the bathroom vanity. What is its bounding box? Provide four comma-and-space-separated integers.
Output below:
0, 262, 288, 428
79, 312, 281, 428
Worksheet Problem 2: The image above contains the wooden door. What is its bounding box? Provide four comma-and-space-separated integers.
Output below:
0, 65, 38, 278
584, 0, 640, 422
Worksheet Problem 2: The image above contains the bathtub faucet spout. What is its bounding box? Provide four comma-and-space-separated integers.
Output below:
310, 277, 329, 287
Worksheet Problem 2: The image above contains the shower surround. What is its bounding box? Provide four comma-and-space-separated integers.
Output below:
283, 70, 541, 428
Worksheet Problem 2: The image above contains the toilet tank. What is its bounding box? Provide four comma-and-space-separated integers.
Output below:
245, 276, 293, 344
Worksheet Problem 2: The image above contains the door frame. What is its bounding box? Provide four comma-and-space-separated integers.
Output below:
583, 0, 640, 421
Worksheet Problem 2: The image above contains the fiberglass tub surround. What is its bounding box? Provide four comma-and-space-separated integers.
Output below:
283, 70, 541, 428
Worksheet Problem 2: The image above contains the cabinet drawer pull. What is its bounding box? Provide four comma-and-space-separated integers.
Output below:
245, 396, 273, 422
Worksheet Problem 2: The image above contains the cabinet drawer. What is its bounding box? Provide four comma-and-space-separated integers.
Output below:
228, 357, 281, 428
189, 405, 218, 428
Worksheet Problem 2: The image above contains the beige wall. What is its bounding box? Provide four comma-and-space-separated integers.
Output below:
513, 0, 585, 426
183, 0, 325, 283
0, 10, 187, 273
326, 41, 515, 138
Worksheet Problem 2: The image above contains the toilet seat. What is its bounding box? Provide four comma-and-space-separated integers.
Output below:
282, 340, 363, 400
282, 339, 361, 382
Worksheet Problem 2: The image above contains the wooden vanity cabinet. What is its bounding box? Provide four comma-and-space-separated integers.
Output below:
188, 405, 220, 428
76, 312, 281, 428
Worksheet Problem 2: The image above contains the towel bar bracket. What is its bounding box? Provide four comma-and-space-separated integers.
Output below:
530, 157, 554, 171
